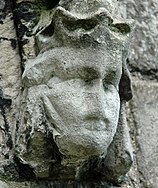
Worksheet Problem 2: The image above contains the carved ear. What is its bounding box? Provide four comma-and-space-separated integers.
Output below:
119, 60, 132, 101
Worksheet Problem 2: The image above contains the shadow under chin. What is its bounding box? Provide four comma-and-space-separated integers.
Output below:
75, 153, 132, 185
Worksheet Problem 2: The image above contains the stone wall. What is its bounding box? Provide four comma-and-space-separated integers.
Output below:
0, 0, 21, 178
120, 0, 158, 187
0, 0, 158, 187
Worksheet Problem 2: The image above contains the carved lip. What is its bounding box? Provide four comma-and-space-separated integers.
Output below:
82, 117, 110, 131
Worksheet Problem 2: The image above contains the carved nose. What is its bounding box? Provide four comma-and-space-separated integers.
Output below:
83, 79, 107, 120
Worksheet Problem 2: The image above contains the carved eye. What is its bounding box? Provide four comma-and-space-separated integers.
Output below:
103, 71, 116, 85
110, 23, 131, 35
102, 70, 120, 91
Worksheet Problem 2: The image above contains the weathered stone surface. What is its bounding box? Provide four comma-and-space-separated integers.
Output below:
0, 0, 157, 187
13, 0, 134, 184
0, 0, 141, 187
0, 180, 132, 188
0, 0, 21, 178
0, 179, 140, 188
13, 0, 60, 64
13, 1, 40, 63
118, 0, 158, 187
0, 180, 9, 188
120, 0, 158, 80
0, 180, 30, 188
129, 80, 158, 188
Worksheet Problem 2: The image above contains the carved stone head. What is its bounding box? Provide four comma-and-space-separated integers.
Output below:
15, 0, 134, 183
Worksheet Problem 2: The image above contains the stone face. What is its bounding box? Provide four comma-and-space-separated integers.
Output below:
1, 0, 158, 187
14, 0, 134, 183
130, 81, 158, 188
0, 0, 141, 187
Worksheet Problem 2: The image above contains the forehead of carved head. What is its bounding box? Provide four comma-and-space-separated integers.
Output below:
59, 0, 119, 15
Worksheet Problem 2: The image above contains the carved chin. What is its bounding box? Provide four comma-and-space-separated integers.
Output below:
54, 125, 117, 159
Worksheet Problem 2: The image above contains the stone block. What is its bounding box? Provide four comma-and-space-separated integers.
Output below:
120, 0, 158, 80
131, 80, 158, 187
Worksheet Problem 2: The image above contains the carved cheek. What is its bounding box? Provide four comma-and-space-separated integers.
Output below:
102, 85, 120, 128
47, 79, 86, 124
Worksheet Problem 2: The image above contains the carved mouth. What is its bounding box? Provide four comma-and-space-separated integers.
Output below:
83, 117, 110, 131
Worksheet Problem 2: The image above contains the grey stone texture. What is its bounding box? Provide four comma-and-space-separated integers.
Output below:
0, 0, 21, 177
120, 0, 158, 187
129, 80, 158, 188
120, 0, 158, 80
0, 0, 158, 188
15, 0, 134, 183
0, 180, 133, 188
